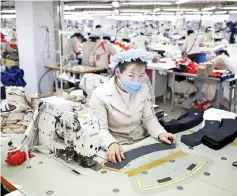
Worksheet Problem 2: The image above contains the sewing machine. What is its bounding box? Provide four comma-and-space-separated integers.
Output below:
31, 96, 100, 167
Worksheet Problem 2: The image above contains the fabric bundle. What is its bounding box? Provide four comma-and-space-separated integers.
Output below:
1, 65, 26, 87
160, 108, 204, 134
1, 87, 34, 134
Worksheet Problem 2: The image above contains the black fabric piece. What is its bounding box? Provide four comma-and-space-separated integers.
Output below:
0, 103, 17, 113
1, 86, 6, 99
157, 177, 172, 183
202, 118, 237, 150
104, 143, 176, 170
187, 164, 197, 171
160, 108, 204, 134
181, 120, 221, 147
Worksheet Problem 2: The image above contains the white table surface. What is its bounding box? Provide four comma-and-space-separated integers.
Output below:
1, 109, 237, 196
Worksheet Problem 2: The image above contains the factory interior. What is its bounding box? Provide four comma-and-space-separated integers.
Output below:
1, 0, 237, 195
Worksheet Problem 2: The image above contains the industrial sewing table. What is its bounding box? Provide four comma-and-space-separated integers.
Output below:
147, 62, 237, 112
1, 109, 237, 196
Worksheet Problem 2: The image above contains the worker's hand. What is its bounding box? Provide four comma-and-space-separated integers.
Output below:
158, 132, 176, 144
107, 143, 125, 163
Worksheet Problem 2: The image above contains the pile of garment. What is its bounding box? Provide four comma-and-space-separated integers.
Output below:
0, 87, 33, 134
1, 66, 26, 87
160, 108, 204, 134
173, 80, 196, 108
181, 117, 237, 150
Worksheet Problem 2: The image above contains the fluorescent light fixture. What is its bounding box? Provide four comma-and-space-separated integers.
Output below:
221, 7, 237, 10
229, 11, 237, 13
121, 2, 173, 5
153, 8, 161, 12
215, 11, 227, 14
155, 12, 175, 15
83, 10, 114, 14
120, 9, 151, 13
0, 14, 16, 18
163, 8, 198, 11
186, 11, 213, 14
68, 5, 112, 9
0, 10, 15, 13
176, 0, 191, 4
202, 6, 216, 11
64, 15, 94, 20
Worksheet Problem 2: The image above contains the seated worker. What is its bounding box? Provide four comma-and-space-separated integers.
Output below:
90, 50, 176, 163
90, 34, 117, 69
212, 48, 237, 73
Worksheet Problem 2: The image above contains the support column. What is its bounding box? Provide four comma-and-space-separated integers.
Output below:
15, 1, 61, 93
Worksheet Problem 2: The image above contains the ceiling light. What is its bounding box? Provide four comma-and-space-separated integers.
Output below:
202, 6, 216, 11
153, 8, 161, 12
64, 15, 94, 20
0, 10, 15, 13
163, 8, 198, 11
186, 11, 213, 14
121, 2, 173, 5
111, 1, 120, 8
120, 9, 151, 13
83, 10, 114, 14
176, 0, 191, 5
153, 12, 175, 15
215, 11, 227, 14
0, 14, 16, 18
221, 6, 237, 10
67, 4, 112, 9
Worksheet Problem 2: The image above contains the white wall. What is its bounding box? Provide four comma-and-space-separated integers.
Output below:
15, 1, 57, 94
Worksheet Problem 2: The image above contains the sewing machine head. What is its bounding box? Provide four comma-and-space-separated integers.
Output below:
38, 96, 100, 167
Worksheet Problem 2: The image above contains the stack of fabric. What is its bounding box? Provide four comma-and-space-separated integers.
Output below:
1, 87, 33, 134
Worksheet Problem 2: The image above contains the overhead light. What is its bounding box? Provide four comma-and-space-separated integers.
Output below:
221, 6, 237, 10
120, 9, 151, 13
65, 4, 112, 9
163, 8, 198, 11
0, 14, 16, 18
83, 10, 114, 14
121, 2, 173, 5
64, 15, 94, 20
0, 10, 15, 13
111, 1, 120, 8
215, 11, 227, 14
202, 6, 216, 11
176, 0, 191, 4
186, 11, 213, 14
153, 8, 161, 12
229, 11, 237, 13
152, 12, 175, 15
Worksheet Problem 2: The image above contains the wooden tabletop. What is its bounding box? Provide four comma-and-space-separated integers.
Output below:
45, 65, 106, 74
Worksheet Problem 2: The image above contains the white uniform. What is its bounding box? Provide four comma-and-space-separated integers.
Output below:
213, 54, 237, 73
90, 76, 166, 150
82, 41, 96, 65
91, 40, 117, 69
122, 27, 130, 40
64, 37, 82, 60
132, 35, 149, 50
183, 33, 202, 55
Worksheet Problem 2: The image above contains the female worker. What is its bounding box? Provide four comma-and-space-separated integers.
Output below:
90, 35, 117, 69
65, 33, 84, 61
82, 34, 100, 66
90, 50, 176, 163
183, 30, 202, 63
213, 48, 237, 73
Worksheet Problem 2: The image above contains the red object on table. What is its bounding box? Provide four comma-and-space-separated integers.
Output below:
5, 150, 35, 166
